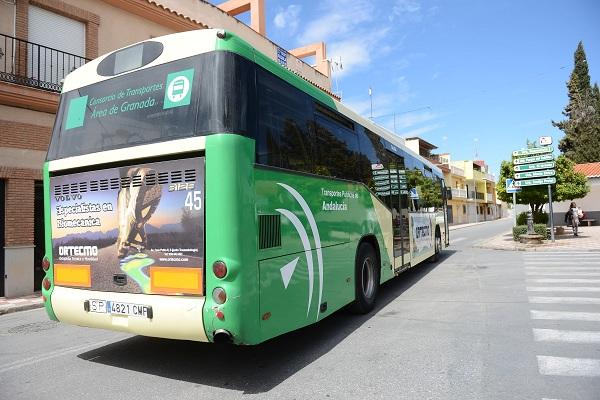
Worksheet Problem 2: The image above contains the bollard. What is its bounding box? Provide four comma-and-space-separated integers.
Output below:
527, 211, 534, 234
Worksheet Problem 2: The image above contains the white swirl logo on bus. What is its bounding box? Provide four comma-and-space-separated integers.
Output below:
275, 183, 324, 321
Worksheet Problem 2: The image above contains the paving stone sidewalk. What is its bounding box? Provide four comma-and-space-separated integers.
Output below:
0, 292, 44, 315
476, 225, 600, 251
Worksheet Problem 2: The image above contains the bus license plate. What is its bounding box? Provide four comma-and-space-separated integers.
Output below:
88, 299, 150, 318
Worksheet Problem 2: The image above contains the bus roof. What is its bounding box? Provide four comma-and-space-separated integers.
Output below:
62, 29, 443, 179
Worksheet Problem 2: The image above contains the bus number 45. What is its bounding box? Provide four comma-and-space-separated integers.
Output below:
185, 191, 202, 210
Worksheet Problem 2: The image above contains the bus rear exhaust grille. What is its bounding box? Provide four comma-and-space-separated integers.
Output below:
54, 168, 197, 196
259, 214, 281, 249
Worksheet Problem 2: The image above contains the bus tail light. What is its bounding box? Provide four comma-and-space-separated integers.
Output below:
212, 287, 227, 304
42, 256, 50, 271
212, 261, 227, 278
42, 278, 51, 291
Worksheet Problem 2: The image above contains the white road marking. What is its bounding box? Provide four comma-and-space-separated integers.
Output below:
451, 237, 466, 243
537, 356, 600, 377
531, 310, 600, 322
0, 340, 110, 374
524, 254, 600, 257
528, 278, 600, 283
526, 272, 600, 276
526, 267, 600, 271
527, 286, 600, 292
524, 261, 600, 265
533, 328, 600, 343
529, 296, 600, 304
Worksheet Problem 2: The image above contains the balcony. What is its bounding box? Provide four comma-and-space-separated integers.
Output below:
0, 34, 89, 93
469, 191, 485, 200
451, 188, 467, 199
485, 173, 495, 182
450, 166, 464, 176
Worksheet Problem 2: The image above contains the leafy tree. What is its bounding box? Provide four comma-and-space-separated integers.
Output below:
497, 155, 589, 213
553, 42, 600, 163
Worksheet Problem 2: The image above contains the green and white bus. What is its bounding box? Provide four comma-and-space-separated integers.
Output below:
42, 29, 448, 345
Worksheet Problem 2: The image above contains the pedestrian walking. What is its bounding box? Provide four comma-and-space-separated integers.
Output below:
564, 201, 582, 236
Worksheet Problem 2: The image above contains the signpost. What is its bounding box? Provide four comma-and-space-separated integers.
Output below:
514, 170, 555, 180
514, 177, 556, 187
514, 161, 555, 172
512, 139, 556, 241
506, 178, 521, 227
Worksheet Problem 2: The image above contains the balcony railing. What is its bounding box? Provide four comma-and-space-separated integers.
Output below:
450, 166, 464, 176
0, 33, 89, 93
485, 173, 495, 181
476, 192, 485, 200
451, 188, 467, 198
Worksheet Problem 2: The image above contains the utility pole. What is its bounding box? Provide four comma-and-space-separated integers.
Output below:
369, 86, 373, 120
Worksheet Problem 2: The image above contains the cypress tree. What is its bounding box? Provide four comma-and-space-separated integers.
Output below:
554, 42, 600, 163
573, 42, 591, 93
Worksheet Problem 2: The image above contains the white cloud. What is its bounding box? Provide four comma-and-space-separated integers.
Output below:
391, 0, 422, 22
394, 110, 438, 129
273, 5, 301, 33
324, 27, 392, 80
297, 0, 375, 44
400, 123, 442, 138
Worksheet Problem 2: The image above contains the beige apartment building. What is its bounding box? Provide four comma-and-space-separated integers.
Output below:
0, 0, 331, 297
405, 137, 501, 225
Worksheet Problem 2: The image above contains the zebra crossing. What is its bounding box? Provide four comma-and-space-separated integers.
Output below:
525, 251, 600, 393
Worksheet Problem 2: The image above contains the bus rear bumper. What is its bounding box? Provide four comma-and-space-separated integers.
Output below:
51, 286, 208, 342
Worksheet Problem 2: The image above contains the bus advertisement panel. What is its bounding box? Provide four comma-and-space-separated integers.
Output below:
50, 158, 204, 295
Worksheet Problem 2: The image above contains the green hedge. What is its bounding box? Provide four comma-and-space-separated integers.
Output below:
516, 212, 549, 225
512, 224, 548, 241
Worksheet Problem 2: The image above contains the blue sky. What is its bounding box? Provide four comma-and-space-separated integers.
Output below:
254, 0, 600, 176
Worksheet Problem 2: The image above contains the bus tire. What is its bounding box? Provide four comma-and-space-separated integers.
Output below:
350, 242, 380, 314
430, 230, 442, 263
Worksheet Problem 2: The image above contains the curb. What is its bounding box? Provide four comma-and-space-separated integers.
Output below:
0, 302, 44, 316
475, 240, 600, 252
449, 218, 510, 232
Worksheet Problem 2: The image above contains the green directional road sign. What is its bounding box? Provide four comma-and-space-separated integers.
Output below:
513, 153, 554, 165
514, 177, 556, 187
514, 169, 556, 180
512, 146, 553, 157
513, 161, 555, 172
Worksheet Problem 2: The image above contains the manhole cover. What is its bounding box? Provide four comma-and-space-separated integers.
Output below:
8, 321, 58, 334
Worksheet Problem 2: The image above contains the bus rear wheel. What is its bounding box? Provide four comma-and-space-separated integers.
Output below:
350, 242, 380, 314
430, 231, 442, 263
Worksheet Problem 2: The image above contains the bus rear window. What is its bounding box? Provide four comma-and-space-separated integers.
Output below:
47, 52, 254, 160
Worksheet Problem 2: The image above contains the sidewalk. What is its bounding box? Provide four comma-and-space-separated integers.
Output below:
449, 218, 506, 231
476, 225, 600, 252
0, 292, 44, 315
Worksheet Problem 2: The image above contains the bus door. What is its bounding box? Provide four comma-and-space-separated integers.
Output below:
382, 150, 409, 272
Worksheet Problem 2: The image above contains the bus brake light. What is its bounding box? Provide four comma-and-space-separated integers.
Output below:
42, 256, 50, 271
213, 261, 227, 278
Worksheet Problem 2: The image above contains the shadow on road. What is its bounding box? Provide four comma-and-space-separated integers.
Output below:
78, 250, 455, 394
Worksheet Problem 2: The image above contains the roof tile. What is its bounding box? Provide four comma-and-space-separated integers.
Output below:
574, 162, 600, 178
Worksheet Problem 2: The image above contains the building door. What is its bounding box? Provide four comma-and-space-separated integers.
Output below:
33, 181, 45, 291
0, 180, 5, 297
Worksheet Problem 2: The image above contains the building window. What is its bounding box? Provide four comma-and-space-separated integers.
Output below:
463, 205, 466, 214
28, 5, 86, 86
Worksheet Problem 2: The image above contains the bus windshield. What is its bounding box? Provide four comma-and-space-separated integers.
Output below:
47, 52, 253, 160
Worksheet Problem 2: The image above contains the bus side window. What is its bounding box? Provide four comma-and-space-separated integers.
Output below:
256, 67, 313, 173
313, 113, 360, 180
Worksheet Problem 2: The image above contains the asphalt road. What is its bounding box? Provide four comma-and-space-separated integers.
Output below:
1, 218, 599, 400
